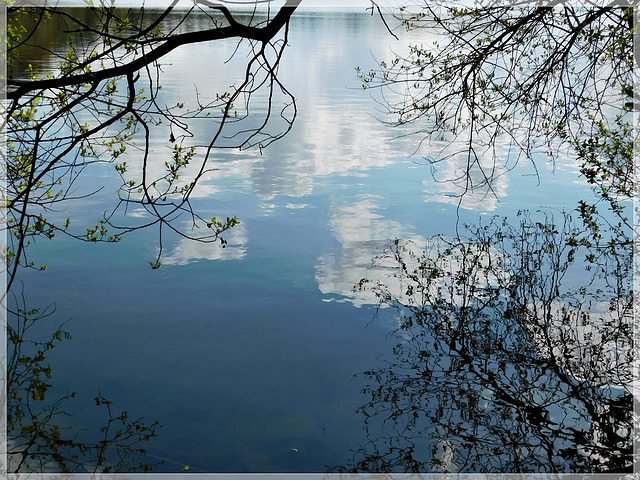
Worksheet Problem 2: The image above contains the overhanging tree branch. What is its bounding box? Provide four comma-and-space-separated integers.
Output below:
7, 0, 302, 101
3, 0, 302, 291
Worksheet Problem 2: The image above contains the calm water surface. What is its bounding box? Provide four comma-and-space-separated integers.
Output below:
12, 8, 630, 473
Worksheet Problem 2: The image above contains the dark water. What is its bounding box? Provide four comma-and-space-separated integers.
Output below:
8, 6, 633, 474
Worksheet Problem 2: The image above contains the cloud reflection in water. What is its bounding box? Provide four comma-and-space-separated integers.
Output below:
316, 196, 426, 307
163, 224, 248, 265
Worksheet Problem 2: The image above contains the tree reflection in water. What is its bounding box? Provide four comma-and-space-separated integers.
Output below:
335, 211, 634, 473
6, 290, 161, 473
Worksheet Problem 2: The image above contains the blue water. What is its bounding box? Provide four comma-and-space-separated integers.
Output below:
10, 8, 628, 474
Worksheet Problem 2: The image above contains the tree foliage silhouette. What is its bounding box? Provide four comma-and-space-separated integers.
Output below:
337, 3, 636, 472
364, 1, 635, 219
3, 0, 301, 294
3, 1, 301, 473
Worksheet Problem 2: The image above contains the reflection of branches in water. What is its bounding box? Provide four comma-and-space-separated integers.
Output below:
335, 211, 633, 473
6, 289, 161, 473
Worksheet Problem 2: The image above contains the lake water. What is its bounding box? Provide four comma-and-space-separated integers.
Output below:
9, 6, 633, 474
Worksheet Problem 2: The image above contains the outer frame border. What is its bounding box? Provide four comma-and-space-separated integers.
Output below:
2, 0, 8, 477
0, 1, 637, 478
